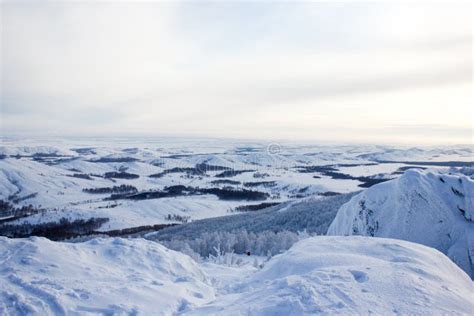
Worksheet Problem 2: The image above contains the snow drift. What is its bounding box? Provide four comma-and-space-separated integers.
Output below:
328, 169, 474, 278
0, 237, 214, 315
190, 236, 473, 315
1, 236, 472, 315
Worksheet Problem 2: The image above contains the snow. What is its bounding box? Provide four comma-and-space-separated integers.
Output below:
0, 237, 215, 315
1, 139, 472, 232
2, 138, 473, 314
356, 146, 474, 162
0, 146, 76, 157
191, 236, 473, 315
148, 193, 357, 258
328, 169, 474, 278
337, 163, 406, 177
1, 236, 472, 315
12, 195, 245, 232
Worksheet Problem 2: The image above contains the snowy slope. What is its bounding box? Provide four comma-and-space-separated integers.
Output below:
1, 140, 472, 233
0, 237, 214, 315
356, 146, 474, 162
149, 193, 357, 248
1, 236, 472, 315
328, 169, 474, 278
190, 236, 473, 315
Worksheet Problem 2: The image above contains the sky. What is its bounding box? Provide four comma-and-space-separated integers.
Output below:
1, 1, 472, 145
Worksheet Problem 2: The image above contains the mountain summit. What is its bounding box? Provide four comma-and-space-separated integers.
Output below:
328, 169, 474, 278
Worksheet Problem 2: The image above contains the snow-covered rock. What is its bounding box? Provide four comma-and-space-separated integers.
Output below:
328, 169, 474, 278
0, 237, 215, 315
190, 236, 473, 315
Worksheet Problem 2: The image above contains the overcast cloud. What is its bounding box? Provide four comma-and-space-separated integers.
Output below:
1, 1, 472, 144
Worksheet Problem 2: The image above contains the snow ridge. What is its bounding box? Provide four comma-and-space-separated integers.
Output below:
328, 169, 474, 278
1, 236, 473, 315
190, 236, 473, 315
0, 237, 215, 315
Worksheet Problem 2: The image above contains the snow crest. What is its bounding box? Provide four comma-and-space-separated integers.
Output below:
0, 237, 215, 315
328, 169, 474, 278
1, 236, 472, 315
190, 236, 473, 315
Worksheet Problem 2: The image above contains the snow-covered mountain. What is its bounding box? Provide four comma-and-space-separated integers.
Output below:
1, 236, 472, 315
328, 169, 474, 278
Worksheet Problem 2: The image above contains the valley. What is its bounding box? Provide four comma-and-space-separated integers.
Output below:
1, 137, 472, 237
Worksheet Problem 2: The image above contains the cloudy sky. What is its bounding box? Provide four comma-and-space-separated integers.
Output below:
1, 1, 472, 144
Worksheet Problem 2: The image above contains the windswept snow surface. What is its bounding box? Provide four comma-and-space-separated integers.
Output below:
1, 236, 473, 315
193, 236, 473, 315
0, 237, 215, 315
328, 169, 474, 278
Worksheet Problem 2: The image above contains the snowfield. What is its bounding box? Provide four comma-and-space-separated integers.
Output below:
1, 236, 473, 315
328, 169, 474, 278
1, 139, 473, 315
1, 139, 472, 233
193, 236, 474, 315
0, 237, 215, 315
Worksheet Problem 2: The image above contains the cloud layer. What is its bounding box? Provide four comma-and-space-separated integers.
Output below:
1, 2, 472, 144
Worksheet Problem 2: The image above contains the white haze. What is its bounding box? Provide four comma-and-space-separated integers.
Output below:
1, 1, 472, 144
